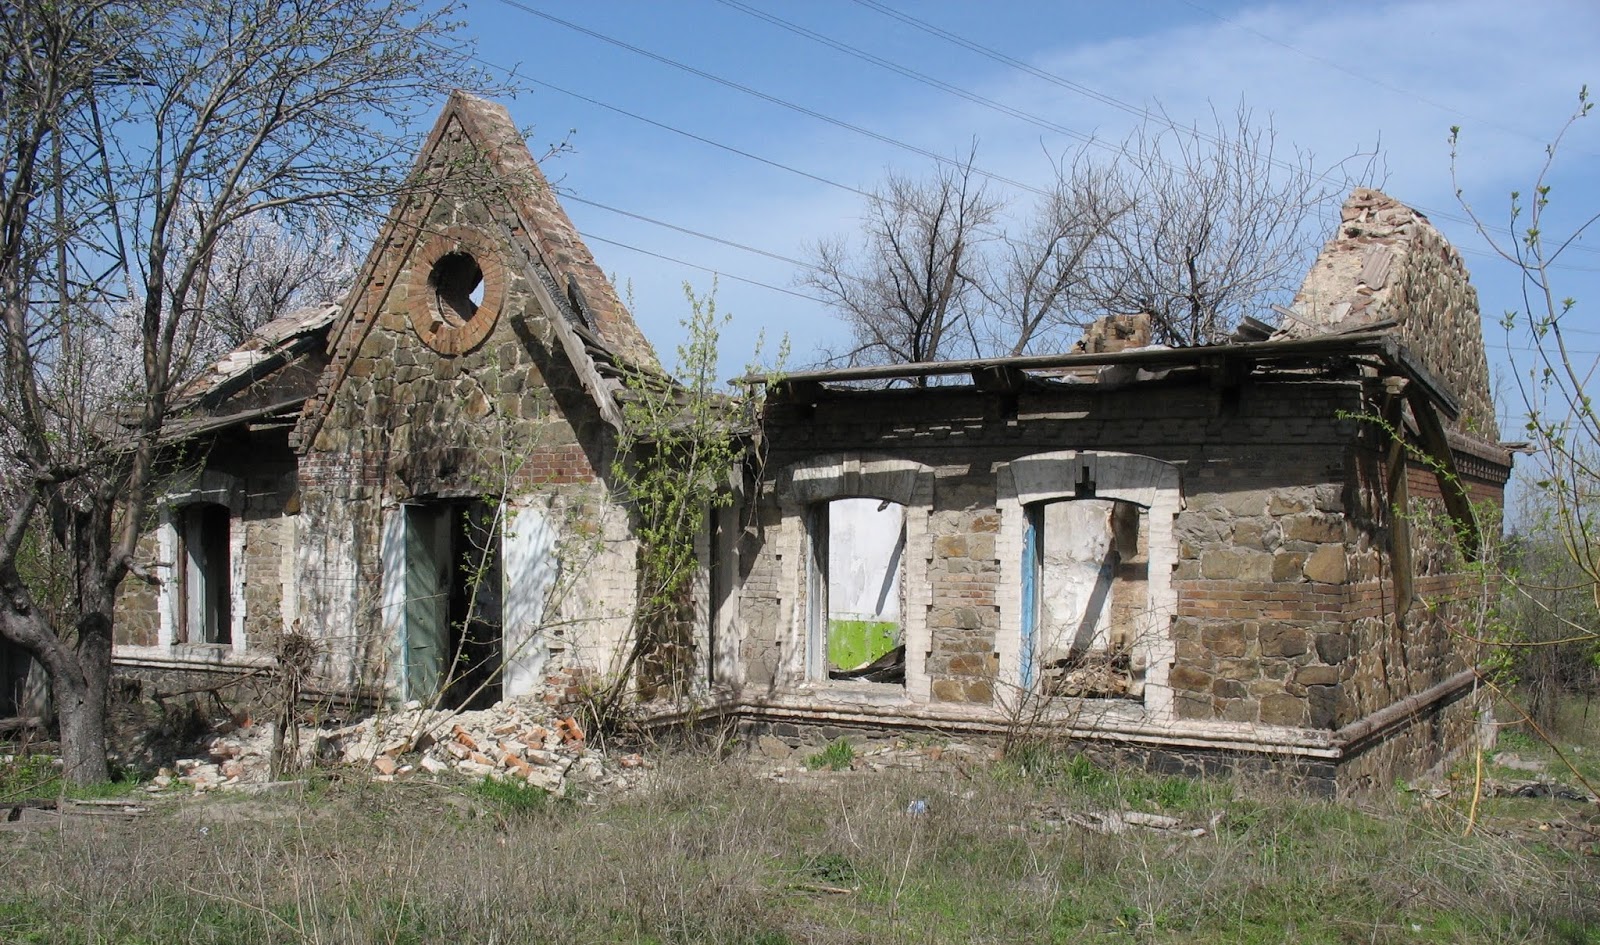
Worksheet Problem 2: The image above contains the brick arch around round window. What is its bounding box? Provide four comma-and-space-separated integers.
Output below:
404, 225, 507, 356
995, 450, 1184, 723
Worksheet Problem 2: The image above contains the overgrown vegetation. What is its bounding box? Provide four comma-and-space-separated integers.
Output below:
0, 750, 138, 802
1450, 88, 1600, 765
1, 744, 1594, 944
594, 285, 778, 725
806, 738, 856, 772
468, 773, 558, 816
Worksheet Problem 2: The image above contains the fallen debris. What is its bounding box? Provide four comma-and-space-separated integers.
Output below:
130, 697, 647, 796
307, 699, 645, 796
1031, 804, 1217, 838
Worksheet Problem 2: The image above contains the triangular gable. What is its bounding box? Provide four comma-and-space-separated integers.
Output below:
293, 92, 657, 451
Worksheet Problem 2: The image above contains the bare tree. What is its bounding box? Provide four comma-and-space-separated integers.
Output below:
0, 0, 489, 784
1086, 105, 1346, 346
195, 212, 361, 355
976, 153, 1130, 356
809, 106, 1356, 361
802, 155, 999, 375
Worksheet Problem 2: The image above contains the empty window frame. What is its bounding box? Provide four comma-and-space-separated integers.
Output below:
1022, 499, 1148, 697
808, 497, 906, 685
178, 502, 233, 645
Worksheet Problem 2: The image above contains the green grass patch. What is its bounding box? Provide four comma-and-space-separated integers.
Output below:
469, 774, 555, 815
805, 738, 855, 771
827, 618, 899, 670
0, 752, 141, 803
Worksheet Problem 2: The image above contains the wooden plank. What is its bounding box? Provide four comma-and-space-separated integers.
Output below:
1404, 385, 1481, 560
1382, 383, 1414, 620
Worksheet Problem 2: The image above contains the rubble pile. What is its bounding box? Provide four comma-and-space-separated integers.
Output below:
148, 719, 276, 793
320, 700, 646, 793
149, 698, 646, 795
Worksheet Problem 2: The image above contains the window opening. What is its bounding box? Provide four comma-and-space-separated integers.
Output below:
1024, 498, 1147, 698
178, 503, 231, 645
405, 499, 503, 710
430, 251, 484, 326
810, 497, 906, 685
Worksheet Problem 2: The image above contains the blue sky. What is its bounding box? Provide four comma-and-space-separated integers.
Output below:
456, 0, 1598, 435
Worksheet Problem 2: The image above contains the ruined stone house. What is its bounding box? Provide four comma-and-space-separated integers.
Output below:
112, 94, 1512, 796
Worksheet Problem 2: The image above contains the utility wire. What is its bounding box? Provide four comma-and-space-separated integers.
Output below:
416, 37, 846, 302
555, 189, 814, 270
713, 0, 1104, 149
425, 27, 1599, 311
851, 0, 1158, 123
850, 0, 1600, 257
522, 74, 877, 202
491, 0, 1052, 198
584, 231, 826, 303
513, 42, 1597, 275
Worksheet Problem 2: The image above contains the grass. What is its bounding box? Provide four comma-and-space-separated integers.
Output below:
806, 738, 856, 771
469, 773, 557, 815
0, 745, 1594, 944
0, 751, 142, 803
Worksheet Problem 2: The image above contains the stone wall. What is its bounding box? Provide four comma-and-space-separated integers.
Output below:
748, 375, 1366, 719
294, 110, 639, 698
1291, 188, 1498, 440
743, 364, 1509, 790
113, 440, 300, 655
116, 530, 162, 647
1334, 685, 1484, 797
925, 499, 1000, 704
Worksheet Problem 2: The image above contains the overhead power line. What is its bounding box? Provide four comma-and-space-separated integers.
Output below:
555, 189, 814, 270
713, 0, 1104, 149
584, 231, 825, 303
850, 0, 1600, 258
420, 26, 1599, 313
521, 74, 877, 202
491, 0, 1052, 198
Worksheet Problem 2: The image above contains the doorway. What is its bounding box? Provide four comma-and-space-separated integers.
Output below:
404, 499, 503, 710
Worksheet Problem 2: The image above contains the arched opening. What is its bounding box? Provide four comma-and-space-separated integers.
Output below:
808, 497, 906, 685
1022, 497, 1149, 698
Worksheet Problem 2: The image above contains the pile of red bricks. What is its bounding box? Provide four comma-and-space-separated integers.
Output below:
322, 699, 645, 794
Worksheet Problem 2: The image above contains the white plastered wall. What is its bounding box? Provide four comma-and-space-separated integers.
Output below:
501, 499, 559, 698
996, 450, 1183, 723
709, 485, 744, 688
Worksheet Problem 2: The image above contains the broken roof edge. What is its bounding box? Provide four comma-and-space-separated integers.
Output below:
749, 331, 1462, 421
448, 92, 659, 372
176, 302, 339, 407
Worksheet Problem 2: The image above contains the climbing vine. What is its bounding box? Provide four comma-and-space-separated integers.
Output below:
596, 285, 779, 722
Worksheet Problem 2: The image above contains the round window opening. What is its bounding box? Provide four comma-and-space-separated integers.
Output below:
430, 251, 487, 326
407, 226, 504, 355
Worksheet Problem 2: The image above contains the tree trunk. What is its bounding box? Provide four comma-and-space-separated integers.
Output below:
55, 672, 109, 785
